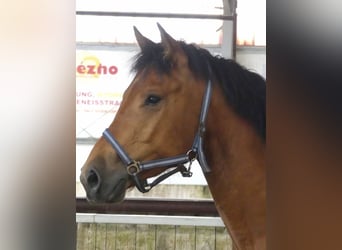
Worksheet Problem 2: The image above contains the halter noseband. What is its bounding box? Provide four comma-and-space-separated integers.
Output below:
103, 75, 213, 193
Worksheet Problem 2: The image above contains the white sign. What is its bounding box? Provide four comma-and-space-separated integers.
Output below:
76, 49, 137, 138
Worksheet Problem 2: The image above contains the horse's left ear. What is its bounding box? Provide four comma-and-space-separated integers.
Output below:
134, 26, 155, 50
157, 23, 187, 65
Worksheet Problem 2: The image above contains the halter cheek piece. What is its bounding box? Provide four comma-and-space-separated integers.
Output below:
103, 74, 213, 193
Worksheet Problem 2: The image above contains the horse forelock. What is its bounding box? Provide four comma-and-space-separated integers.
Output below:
131, 43, 172, 75
131, 40, 266, 142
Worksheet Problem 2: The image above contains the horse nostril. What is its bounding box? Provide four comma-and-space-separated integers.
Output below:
87, 168, 101, 191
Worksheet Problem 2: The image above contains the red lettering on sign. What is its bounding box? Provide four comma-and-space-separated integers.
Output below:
109, 66, 118, 74
97, 64, 107, 74
77, 61, 119, 76
76, 91, 93, 97
77, 65, 86, 74
87, 65, 96, 74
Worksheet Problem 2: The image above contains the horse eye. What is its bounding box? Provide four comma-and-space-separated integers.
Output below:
145, 95, 161, 105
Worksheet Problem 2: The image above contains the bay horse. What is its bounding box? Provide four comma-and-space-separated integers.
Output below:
80, 24, 265, 250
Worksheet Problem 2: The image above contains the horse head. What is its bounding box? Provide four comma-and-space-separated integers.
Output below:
80, 24, 208, 202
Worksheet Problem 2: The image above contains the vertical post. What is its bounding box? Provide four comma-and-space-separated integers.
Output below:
222, 0, 237, 59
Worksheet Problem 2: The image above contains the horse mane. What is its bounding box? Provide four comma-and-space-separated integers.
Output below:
132, 41, 266, 142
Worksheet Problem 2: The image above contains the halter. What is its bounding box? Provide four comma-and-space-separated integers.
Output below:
103, 75, 213, 193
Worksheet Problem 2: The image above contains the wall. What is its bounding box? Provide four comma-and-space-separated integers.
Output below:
77, 222, 232, 250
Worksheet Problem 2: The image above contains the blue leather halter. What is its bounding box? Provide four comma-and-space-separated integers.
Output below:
103, 75, 213, 193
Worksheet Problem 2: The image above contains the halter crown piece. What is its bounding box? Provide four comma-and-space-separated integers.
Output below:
103, 69, 213, 193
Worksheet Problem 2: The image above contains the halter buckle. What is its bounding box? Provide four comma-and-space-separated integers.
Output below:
127, 161, 141, 175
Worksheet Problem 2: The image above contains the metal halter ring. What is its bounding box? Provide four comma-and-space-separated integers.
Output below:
186, 150, 197, 161
127, 161, 141, 175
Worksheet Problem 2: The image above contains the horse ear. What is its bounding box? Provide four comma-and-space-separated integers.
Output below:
157, 23, 186, 64
133, 26, 155, 49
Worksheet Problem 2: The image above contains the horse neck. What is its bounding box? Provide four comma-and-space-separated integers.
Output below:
204, 84, 266, 250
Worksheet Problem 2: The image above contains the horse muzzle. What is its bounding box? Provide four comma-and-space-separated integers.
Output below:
80, 163, 128, 203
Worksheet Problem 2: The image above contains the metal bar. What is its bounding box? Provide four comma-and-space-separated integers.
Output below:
76, 198, 219, 217
233, 13, 237, 59
76, 11, 234, 20
76, 138, 98, 145
76, 213, 225, 227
